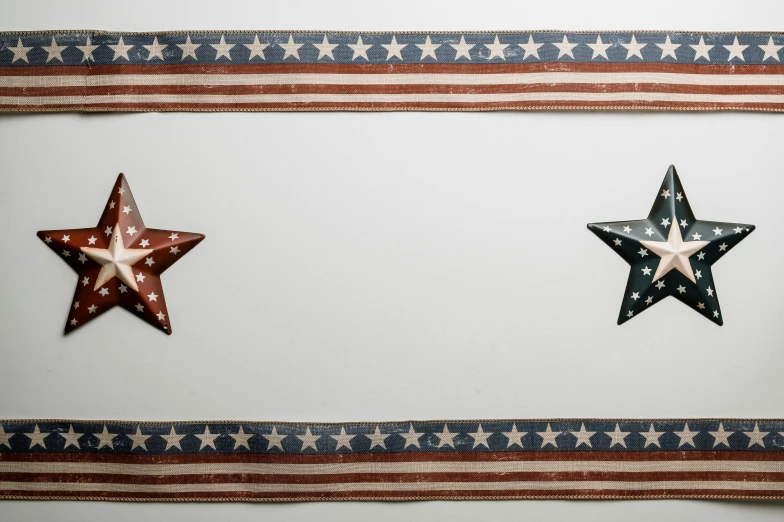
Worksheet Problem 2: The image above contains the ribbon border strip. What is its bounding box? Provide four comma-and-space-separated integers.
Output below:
1, 418, 783, 501
1, 31, 784, 112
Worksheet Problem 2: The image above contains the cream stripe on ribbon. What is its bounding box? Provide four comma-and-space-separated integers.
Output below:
1, 480, 783, 493
2, 459, 782, 475
4, 92, 784, 106
3, 72, 784, 88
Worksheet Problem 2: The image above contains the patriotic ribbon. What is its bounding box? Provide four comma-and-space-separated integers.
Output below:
1, 419, 783, 501
1, 31, 784, 112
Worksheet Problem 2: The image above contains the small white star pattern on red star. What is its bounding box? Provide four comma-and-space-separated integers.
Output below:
37, 173, 204, 335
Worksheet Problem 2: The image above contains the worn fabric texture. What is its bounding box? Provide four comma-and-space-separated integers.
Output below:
0, 31, 783, 112
0, 419, 782, 501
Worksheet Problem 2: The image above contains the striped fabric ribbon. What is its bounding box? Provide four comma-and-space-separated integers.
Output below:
1, 31, 783, 112
1, 419, 783, 501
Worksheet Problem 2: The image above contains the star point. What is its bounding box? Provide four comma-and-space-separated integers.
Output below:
641, 424, 664, 447
537, 423, 560, 448
128, 426, 150, 450
7, 38, 32, 63
331, 427, 354, 451
298, 427, 320, 452
143, 36, 166, 61
485, 35, 508, 60
60, 424, 84, 449
95, 425, 118, 449
674, 423, 698, 447
177, 35, 200, 61
759, 36, 783, 62
24, 425, 49, 449
400, 424, 423, 448
470, 424, 492, 448
622, 35, 647, 60
519, 35, 543, 60
744, 423, 769, 448
230, 426, 253, 450
162, 426, 185, 451
690, 36, 714, 62
348, 35, 371, 61
382, 35, 406, 61
571, 423, 596, 447
710, 423, 733, 447
211, 35, 235, 60
313, 35, 337, 61
503, 424, 526, 448
451, 35, 474, 60
656, 35, 680, 60
263, 426, 285, 451
109, 36, 133, 61
42, 36, 67, 63
587, 35, 611, 60
416, 36, 441, 61
245, 35, 269, 60
607, 423, 630, 448
435, 424, 456, 448
195, 426, 219, 450
0, 426, 11, 449
366, 426, 387, 449
553, 36, 577, 59
724, 36, 748, 62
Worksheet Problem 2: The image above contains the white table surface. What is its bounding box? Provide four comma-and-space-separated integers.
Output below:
1, 0, 782, 519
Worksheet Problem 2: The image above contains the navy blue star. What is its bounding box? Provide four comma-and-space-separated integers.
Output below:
588, 165, 755, 325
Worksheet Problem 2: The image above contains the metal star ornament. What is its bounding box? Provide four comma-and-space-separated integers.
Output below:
37, 174, 204, 334
588, 165, 754, 325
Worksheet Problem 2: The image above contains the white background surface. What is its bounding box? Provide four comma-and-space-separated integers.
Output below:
1, 0, 783, 520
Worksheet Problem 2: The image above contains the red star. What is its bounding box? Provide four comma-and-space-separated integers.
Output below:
37, 174, 204, 335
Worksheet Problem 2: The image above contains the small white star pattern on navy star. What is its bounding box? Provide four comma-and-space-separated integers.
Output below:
588, 165, 754, 325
